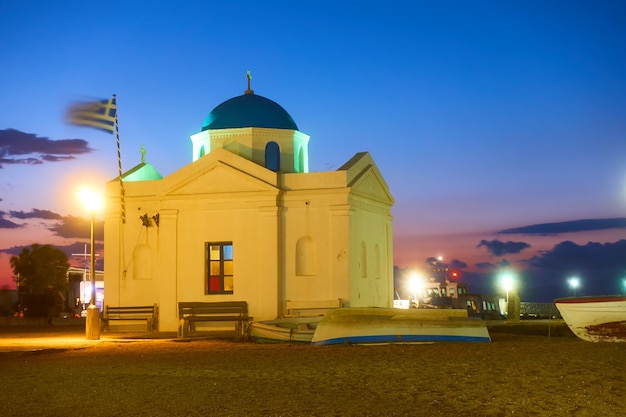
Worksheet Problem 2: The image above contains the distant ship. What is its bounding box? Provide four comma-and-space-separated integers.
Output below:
395, 258, 504, 320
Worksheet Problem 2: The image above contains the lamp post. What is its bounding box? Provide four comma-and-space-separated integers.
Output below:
78, 188, 102, 340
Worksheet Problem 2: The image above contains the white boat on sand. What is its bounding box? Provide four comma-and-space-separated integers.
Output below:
554, 296, 626, 342
249, 317, 320, 343
311, 307, 491, 346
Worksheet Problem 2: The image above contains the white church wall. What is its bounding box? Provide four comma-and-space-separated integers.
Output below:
348, 198, 394, 308
281, 174, 353, 306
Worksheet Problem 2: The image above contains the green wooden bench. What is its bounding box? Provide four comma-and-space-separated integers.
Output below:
102, 304, 158, 331
178, 301, 251, 338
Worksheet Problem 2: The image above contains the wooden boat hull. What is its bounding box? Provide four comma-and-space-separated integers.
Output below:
554, 296, 626, 342
311, 308, 491, 346
249, 317, 319, 343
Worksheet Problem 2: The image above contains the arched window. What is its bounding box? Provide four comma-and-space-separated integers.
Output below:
199, 145, 205, 158
265, 141, 280, 172
296, 236, 315, 276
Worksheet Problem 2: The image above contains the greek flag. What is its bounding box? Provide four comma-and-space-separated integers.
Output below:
66, 97, 117, 133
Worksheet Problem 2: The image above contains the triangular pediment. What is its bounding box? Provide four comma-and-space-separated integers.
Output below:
341, 152, 394, 205
162, 148, 278, 196
350, 168, 394, 204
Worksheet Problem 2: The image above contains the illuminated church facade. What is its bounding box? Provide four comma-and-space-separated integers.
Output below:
104, 79, 394, 331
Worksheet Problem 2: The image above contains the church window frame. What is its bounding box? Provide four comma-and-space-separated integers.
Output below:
265, 141, 280, 172
205, 242, 234, 294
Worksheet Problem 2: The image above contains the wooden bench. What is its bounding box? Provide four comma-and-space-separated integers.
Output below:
285, 299, 343, 317
101, 304, 158, 331
178, 301, 252, 338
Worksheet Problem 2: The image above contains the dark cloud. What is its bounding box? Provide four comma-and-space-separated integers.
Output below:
49, 215, 104, 240
0, 128, 93, 168
9, 209, 63, 220
449, 259, 467, 270
476, 259, 511, 270
0, 216, 21, 229
0, 245, 24, 257
499, 218, 626, 236
521, 240, 626, 302
0, 209, 64, 229
41, 154, 77, 162
424, 256, 464, 267
477, 239, 531, 256
0, 209, 102, 238
528, 240, 626, 273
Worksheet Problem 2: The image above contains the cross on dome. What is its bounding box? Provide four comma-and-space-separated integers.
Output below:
245, 70, 254, 95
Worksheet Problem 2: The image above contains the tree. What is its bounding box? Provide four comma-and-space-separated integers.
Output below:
10, 244, 70, 295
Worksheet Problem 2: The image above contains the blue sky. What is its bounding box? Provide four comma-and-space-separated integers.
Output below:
1, 0, 626, 301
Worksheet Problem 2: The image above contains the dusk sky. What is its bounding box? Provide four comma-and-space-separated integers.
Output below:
1, 1, 626, 302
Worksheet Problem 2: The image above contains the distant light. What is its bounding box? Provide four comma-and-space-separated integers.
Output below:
409, 273, 424, 294
501, 273, 516, 292
568, 277, 580, 290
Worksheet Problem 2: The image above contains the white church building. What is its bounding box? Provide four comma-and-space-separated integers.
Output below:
104, 80, 394, 332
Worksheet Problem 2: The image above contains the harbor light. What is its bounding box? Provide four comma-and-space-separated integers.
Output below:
567, 277, 580, 296
408, 273, 424, 308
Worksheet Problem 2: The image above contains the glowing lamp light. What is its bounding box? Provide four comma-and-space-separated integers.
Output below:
409, 273, 424, 295
501, 274, 515, 291
500, 273, 516, 302
77, 188, 103, 212
568, 277, 580, 296
408, 273, 424, 308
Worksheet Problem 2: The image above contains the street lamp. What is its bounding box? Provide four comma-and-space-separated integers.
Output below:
568, 277, 580, 297
78, 188, 102, 340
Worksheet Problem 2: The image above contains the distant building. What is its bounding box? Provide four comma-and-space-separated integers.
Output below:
104, 80, 394, 331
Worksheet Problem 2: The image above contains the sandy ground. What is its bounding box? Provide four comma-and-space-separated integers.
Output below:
0, 324, 624, 417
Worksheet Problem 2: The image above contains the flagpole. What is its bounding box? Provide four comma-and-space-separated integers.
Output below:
113, 94, 126, 224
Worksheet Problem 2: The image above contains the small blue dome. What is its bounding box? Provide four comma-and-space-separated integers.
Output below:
202, 93, 298, 131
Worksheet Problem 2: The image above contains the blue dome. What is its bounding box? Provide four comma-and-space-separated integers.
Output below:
202, 93, 298, 131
